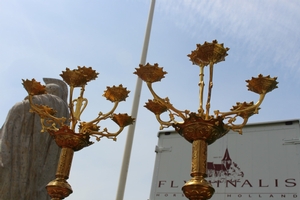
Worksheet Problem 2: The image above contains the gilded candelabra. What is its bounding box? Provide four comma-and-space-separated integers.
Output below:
134, 40, 278, 200
22, 66, 135, 200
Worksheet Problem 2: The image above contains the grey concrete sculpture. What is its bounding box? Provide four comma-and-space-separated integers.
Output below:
0, 78, 69, 200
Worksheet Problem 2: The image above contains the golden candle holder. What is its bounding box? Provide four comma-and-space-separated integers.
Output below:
22, 66, 135, 200
134, 40, 278, 200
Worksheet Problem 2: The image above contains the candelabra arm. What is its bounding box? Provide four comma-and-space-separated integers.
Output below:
28, 95, 66, 132
224, 117, 249, 133
254, 92, 266, 107
217, 93, 266, 118
88, 102, 119, 125
217, 93, 266, 133
77, 101, 129, 141
154, 113, 174, 130
88, 126, 124, 141
146, 82, 187, 120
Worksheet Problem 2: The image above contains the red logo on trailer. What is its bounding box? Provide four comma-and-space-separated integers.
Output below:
207, 148, 244, 184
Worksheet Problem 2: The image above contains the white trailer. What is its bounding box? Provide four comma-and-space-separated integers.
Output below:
149, 119, 300, 200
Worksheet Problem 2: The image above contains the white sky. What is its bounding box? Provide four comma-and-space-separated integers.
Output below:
1, 0, 300, 199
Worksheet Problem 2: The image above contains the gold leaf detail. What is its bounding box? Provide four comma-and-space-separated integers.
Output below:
79, 122, 100, 134
188, 40, 229, 66
144, 99, 168, 115
60, 66, 99, 87
22, 79, 46, 95
230, 101, 259, 118
246, 74, 278, 94
112, 113, 135, 127
134, 63, 167, 83
103, 84, 130, 102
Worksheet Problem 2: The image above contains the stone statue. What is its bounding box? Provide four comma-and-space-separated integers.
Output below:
0, 78, 69, 200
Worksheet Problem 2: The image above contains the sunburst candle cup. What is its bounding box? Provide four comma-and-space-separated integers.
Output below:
134, 40, 278, 200
22, 66, 135, 200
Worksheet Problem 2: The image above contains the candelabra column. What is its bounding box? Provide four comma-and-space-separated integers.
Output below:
182, 139, 213, 200
191, 139, 207, 178
46, 147, 74, 200
56, 148, 74, 181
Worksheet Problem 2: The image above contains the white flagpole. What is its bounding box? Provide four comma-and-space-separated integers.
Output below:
115, 0, 156, 200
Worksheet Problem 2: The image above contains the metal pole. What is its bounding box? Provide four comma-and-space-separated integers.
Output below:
115, 0, 156, 199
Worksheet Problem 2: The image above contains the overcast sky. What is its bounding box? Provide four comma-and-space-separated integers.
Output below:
1, 0, 300, 200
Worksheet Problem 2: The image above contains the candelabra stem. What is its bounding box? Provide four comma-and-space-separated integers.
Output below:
182, 139, 214, 200
46, 147, 74, 200
198, 65, 205, 116
205, 62, 214, 120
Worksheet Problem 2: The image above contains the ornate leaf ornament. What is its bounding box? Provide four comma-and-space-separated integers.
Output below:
188, 40, 230, 66
230, 101, 259, 118
112, 113, 135, 127
79, 122, 100, 134
246, 74, 278, 94
60, 66, 99, 87
134, 63, 167, 83
103, 84, 130, 102
22, 79, 46, 95
144, 99, 168, 115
